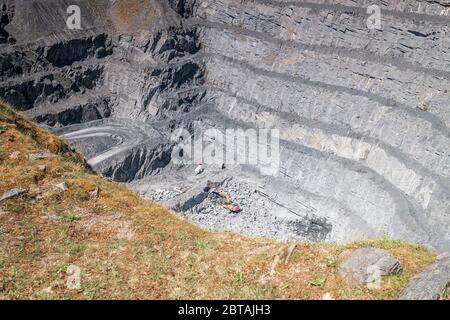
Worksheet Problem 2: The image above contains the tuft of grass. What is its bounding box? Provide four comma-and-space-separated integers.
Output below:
63, 214, 81, 223
0, 124, 8, 133
81, 281, 106, 299
441, 285, 449, 300
195, 239, 210, 250
310, 278, 326, 288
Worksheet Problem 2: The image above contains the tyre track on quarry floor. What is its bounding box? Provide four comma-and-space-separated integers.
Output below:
59, 120, 159, 167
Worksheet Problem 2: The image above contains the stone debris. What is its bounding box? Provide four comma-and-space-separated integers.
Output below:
195, 164, 204, 175
54, 182, 69, 192
400, 254, 450, 300
66, 265, 81, 290
44, 213, 61, 223
147, 188, 181, 202
284, 244, 297, 265
322, 293, 335, 300
37, 165, 47, 172
152, 176, 304, 243
8, 151, 20, 159
173, 187, 183, 194
270, 255, 281, 276
0, 187, 28, 202
29, 151, 56, 161
90, 187, 100, 200
338, 248, 403, 287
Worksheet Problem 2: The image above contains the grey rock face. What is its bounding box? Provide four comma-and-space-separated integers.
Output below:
400, 255, 450, 300
338, 248, 403, 286
0, 0, 449, 251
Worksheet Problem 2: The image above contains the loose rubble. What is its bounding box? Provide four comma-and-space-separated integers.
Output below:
90, 187, 100, 200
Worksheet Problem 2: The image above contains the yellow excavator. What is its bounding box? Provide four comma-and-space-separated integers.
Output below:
213, 189, 242, 213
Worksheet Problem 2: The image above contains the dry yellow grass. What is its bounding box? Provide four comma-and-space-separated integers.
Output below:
0, 102, 438, 300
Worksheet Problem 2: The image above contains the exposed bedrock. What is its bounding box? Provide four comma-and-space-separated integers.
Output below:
0, 0, 449, 251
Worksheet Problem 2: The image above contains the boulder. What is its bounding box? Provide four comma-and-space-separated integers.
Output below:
400, 254, 450, 300
0, 187, 28, 202
338, 247, 402, 286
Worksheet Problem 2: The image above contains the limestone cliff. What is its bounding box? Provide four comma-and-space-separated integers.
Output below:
0, 0, 449, 252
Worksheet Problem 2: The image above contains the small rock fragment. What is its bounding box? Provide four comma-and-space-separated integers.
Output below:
322, 293, 335, 300
90, 187, 100, 200
195, 164, 204, 175
284, 244, 297, 265
54, 182, 68, 192
66, 265, 81, 290
338, 247, 402, 287
44, 213, 61, 223
270, 255, 281, 276
29, 151, 56, 161
174, 187, 183, 194
9, 151, 20, 160
0, 187, 28, 202
37, 165, 47, 172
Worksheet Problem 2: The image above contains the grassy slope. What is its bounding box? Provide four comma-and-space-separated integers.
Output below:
0, 101, 438, 300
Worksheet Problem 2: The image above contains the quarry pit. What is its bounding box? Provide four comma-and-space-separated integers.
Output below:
1, 0, 449, 252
